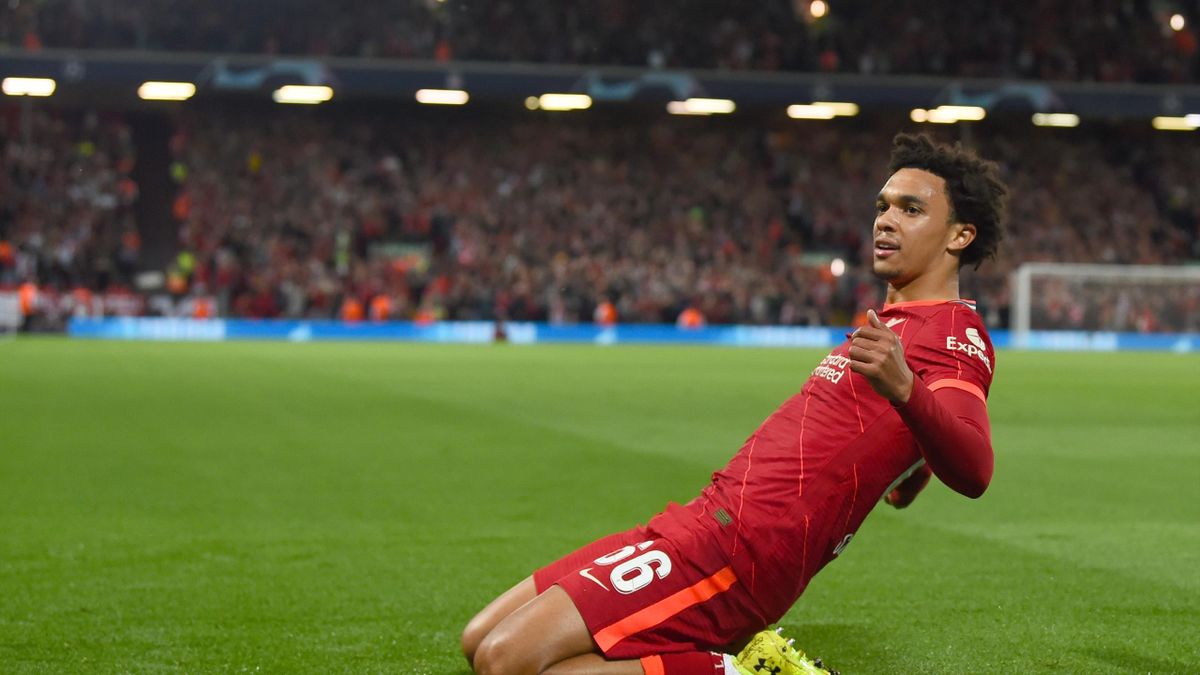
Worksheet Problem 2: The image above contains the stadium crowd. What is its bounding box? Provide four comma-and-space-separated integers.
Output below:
3, 0, 1198, 83
3, 103, 1198, 332
0, 107, 144, 327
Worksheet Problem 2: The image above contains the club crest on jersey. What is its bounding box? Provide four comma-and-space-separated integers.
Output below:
946, 329, 992, 373
966, 327, 986, 351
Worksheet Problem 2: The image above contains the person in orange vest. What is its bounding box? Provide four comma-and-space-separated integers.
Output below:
18, 281, 37, 317
593, 296, 618, 326
340, 295, 365, 322
369, 294, 392, 322
413, 305, 439, 325
676, 305, 706, 329
17, 280, 38, 331
0, 240, 14, 273
192, 296, 215, 319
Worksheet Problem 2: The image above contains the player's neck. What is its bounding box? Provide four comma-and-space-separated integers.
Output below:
885, 274, 961, 306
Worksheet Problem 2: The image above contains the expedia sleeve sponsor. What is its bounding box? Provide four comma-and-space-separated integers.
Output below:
904, 306, 995, 397
945, 329, 993, 374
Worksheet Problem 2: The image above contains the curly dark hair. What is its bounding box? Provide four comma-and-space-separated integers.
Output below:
888, 133, 1008, 269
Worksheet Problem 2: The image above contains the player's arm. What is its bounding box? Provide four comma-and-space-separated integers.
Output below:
848, 310, 993, 499
893, 378, 992, 498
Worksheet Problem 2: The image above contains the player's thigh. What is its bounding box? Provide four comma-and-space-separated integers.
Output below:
462, 576, 537, 662
466, 527, 647, 665
465, 527, 644, 662
473, 585, 596, 675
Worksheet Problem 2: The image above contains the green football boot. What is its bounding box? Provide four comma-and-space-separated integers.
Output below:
732, 627, 840, 675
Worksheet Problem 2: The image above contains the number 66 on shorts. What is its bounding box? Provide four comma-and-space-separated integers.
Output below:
591, 540, 673, 594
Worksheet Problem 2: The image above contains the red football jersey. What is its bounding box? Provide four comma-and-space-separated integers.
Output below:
650, 299, 995, 622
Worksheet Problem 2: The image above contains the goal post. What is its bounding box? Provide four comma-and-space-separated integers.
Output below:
0, 292, 20, 337
1011, 263, 1200, 347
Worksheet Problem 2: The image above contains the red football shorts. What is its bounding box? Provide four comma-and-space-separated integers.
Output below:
533, 523, 767, 659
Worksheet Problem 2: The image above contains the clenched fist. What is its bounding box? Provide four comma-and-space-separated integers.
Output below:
848, 309, 914, 404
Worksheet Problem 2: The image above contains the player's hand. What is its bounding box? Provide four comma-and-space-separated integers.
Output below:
848, 309, 914, 404
884, 464, 932, 509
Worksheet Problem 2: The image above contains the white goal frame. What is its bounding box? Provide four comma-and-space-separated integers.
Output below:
0, 292, 20, 338
1011, 262, 1200, 344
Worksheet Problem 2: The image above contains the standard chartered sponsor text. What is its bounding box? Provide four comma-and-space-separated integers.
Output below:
812, 353, 852, 384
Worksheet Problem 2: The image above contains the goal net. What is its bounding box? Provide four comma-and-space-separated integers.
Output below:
1011, 263, 1200, 345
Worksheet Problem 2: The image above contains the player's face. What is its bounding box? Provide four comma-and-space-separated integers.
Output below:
872, 168, 971, 284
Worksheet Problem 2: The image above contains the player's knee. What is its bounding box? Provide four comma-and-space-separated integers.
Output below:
461, 613, 489, 665
473, 629, 531, 675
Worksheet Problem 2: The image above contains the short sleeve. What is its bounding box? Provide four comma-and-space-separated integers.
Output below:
904, 305, 995, 403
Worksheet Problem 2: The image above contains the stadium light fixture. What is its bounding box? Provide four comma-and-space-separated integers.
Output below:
2, 77, 56, 97
812, 101, 859, 116
788, 101, 859, 119
911, 105, 985, 124
787, 104, 836, 120
1032, 113, 1080, 128
1151, 115, 1198, 131
272, 85, 334, 105
535, 93, 592, 111
936, 105, 986, 121
667, 98, 736, 115
138, 81, 196, 101
810, 0, 829, 19
925, 108, 960, 123
1170, 13, 1186, 31
911, 108, 956, 124
415, 88, 469, 105
666, 101, 711, 116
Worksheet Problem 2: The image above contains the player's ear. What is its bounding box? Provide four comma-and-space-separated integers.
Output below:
947, 222, 976, 253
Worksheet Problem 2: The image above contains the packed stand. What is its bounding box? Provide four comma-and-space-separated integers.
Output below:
3, 0, 1198, 84
4, 106, 1198, 332
0, 107, 142, 330
162, 109, 1200, 331
168, 110, 834, 326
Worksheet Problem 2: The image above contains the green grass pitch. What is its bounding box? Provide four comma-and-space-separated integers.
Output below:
1, 338, 1198, 673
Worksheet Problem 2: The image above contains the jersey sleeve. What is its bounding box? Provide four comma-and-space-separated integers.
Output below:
894, 380, 993, 497
905, 304, 995, 404
894, 303, 996, 498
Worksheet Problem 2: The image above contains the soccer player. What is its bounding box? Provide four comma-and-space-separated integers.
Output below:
462, 133, 1008, 675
